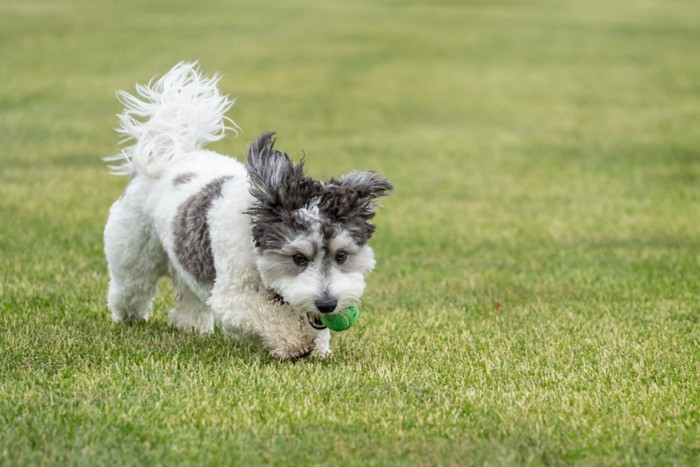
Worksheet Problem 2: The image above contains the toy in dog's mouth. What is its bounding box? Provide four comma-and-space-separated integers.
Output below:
309, 305, 361, 332
307, 313, 327, 330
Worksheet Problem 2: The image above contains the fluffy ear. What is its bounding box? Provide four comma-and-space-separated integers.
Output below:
336, 171, 394, 202
323, 171, 392, 244
245, 133, 297, 204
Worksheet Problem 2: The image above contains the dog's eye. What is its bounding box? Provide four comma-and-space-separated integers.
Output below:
293, 254, 308, 266
335, 251, 348, 264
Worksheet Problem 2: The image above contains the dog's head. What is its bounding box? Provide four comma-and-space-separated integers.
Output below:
245, 133, 392, 322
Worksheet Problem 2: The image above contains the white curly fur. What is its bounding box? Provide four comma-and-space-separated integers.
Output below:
104, 61, 238, 177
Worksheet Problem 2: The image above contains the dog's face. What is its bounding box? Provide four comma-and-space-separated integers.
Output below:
245, 133, 392, 322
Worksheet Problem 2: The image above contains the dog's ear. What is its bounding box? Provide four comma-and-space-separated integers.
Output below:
336, 171, 393, 207
245, 133, 299, 204
327, 171, 393, 243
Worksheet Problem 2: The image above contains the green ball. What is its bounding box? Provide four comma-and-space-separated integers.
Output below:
320, 304, 360, 332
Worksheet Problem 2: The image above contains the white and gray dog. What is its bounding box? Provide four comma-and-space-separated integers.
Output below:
103, 62, 392, 360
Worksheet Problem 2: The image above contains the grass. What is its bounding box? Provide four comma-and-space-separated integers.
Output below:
1, 0, 699, 465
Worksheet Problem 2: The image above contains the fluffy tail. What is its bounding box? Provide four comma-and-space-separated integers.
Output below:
105, 61, 238, 177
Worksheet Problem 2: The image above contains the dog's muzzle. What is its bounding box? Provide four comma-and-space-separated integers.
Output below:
307, 313, 327, 330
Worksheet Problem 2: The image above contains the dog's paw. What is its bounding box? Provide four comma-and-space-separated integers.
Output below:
270, 345, 314, 362
168, 307, 214, 334
111, 308, 151, 323
111, 314, 148, 324
310, 346, 332, 359
269, 339, 331, 361
310, 329, 331, 359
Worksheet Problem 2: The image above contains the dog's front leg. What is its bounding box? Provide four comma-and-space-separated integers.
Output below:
211, 286, 326, 360
310, 328, 332, 359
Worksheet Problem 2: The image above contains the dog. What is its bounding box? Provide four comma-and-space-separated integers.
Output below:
103, 62, 392, 360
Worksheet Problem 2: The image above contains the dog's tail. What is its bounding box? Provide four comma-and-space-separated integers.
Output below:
104, 61, 238, 177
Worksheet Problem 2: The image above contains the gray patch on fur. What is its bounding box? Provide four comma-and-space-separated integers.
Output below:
173, 176, 232, 286
173, 172, 195, 185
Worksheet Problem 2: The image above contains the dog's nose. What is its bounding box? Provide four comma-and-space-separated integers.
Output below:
315, 298, 338, 314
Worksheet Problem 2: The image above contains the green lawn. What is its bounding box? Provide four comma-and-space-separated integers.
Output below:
1, 0, 699, 465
